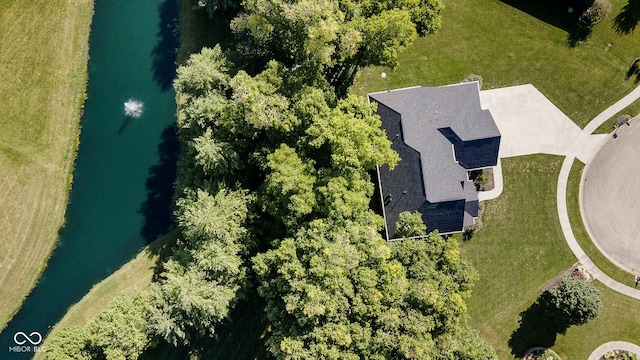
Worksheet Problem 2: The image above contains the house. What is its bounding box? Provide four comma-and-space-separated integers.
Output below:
369, 82, 500, 240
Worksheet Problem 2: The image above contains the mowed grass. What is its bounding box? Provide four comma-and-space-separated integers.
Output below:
353, 0, 640, 128
0, 0, 93, 330
458, 156, 640, 359
34, 231, 178, 360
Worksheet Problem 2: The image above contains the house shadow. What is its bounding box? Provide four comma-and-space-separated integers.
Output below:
508, 292, 569, 357
139, 125, 180, 244
614, 0, 640, 35
152, 0, 180, 91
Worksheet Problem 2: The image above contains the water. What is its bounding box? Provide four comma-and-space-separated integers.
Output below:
0, 0, 179, 357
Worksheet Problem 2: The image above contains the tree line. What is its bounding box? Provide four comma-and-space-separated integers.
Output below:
47, 0, 499, 358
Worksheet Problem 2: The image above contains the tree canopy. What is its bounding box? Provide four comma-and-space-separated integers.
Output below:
253, 222, 484, 359
50, 0, 498, 357
230, 0, 443, 93
47, 293, 150, 360
546, 275, 602, 326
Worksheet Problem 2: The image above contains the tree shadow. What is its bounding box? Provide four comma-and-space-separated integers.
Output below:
567, 21, 593, 47
499, 0, 595, 46
499, 0, 581, 32
626, 58, 640, 82
613, 0, 640, 35
508, 292, 568, 357
139, 125, 180, 243
152, 0, 180, 91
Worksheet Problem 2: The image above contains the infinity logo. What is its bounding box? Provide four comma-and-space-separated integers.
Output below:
13, 331, 42, 345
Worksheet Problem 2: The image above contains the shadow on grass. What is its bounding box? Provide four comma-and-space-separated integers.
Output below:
614, 0, 640, 35
509, 292, 568, 357
141, 292, 269, 360
625, 58, 640, 82
499, 0, 594, 46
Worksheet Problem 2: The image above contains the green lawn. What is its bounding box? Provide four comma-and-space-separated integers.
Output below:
0, 0, 93, 331
458, 156, 640, 359
353, 0, 640, 128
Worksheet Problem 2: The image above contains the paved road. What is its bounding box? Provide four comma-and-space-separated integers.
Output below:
582, 123, 640, 274
556, 83, 640, 300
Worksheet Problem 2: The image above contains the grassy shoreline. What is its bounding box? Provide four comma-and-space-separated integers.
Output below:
33, 231, 178, 359
0, 0, 95, 331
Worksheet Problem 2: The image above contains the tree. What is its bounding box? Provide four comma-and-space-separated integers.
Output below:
230, 0, 443, 93
174, 46, 231, 99
435, 325, 498, 360
306, 95, 399, 172
190, 127, 240, 180
88, 292, 151, 360
147, 188, 251, 346
260, 143, 317, 230
546, 275, 602, 326
395, 211, 426, 238
46, 326, 93, 360
253, 222, 487, 359
47, 293, 152, 360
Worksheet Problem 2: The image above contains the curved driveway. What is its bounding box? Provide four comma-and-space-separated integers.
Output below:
481, 83, 640, 300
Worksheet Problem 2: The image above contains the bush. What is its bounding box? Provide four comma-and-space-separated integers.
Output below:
462, 73, 483, 89
546, 275, 602, 326
524, 348, 561, 360
580, 0, 611, 25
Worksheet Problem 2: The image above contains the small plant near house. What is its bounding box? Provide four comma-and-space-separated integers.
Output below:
462, 73, 483, 89
462, 224, 477, 242
469, 169, 491, 191
571, 265, 592, 281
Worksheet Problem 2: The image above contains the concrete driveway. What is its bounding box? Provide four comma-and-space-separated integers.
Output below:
479, 84, 606, 163
582, 123, 640, 274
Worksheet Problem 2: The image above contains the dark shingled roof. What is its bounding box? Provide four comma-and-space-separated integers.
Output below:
369, 82, 500, 238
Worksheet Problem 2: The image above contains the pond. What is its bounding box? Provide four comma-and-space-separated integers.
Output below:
0, 0, 179, 357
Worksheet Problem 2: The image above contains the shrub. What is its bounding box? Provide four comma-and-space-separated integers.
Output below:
580, 0, 611, 25
524, 349, 561, 360
462, 73, 483, 89
546, 275, 602, 326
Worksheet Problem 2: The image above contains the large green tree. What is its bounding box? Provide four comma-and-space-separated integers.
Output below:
147, 188, 252, 346
395, 211, 427, 238
230, 0, 443, 93
88, 293, 151, 360
46, 326, 93, 360
253, 223, 488, 359
47, 293, 151, 360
